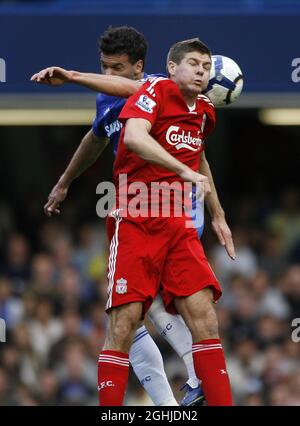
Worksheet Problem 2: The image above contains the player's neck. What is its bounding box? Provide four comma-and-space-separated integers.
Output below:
171, 78, 199, 106
175, 84, 198, 106
181, 91, 198, 107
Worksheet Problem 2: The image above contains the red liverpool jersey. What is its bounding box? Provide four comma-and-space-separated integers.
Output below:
114, 77, 216, 215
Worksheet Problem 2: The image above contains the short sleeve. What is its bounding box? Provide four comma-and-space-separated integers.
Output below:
119, 79, 162, 127
92, 94, 108, 138
204, 107, 216, 139
198, 95, 216, 140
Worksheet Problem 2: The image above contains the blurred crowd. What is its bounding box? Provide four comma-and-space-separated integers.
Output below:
0, 186, 300, 406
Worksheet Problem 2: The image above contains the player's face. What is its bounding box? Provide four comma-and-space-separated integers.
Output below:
168, 51, 211, 96
100, 53, 143, 80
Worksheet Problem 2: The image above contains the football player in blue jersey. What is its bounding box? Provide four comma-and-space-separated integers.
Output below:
32, 26, 235, 406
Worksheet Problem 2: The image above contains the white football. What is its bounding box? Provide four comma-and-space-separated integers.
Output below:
203, 55, 243, 106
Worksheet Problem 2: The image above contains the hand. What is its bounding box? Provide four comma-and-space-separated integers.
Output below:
179, 167, 211, 199
30, 67, 73, 86
44, 183, 69, 217
211, 215, 236, 260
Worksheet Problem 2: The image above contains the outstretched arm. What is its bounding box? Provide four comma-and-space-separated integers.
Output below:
31, 66, 141, 97
199, 150, 235, 259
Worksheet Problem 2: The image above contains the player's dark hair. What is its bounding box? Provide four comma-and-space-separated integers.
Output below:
167, 38, 211, 66
99, 26, 148, 70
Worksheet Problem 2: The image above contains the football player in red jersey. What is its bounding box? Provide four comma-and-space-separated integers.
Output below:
32, 28, 223, 407
97, 38, 234, 406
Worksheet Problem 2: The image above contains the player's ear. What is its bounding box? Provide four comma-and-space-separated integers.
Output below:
167, 61, 176, 77
134, 59, 144, 75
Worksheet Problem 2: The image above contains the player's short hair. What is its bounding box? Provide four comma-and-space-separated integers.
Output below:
99, 26, 148, 69
167, 38, 211, 66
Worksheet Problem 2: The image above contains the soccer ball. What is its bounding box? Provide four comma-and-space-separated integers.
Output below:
203, 55, 243, 106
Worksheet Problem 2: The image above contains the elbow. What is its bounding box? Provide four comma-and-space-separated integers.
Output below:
123, 82, 139, 98
127, 82, 139, 97
123, 87, 137, 98
124, 131, 138, 151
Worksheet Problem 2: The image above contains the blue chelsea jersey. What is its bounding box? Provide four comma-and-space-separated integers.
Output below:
92, 72, 165, 156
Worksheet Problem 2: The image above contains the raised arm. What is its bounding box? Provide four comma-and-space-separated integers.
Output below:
124, 118, 211, 195
31, 66, 141, 97
199, 150, 235, 259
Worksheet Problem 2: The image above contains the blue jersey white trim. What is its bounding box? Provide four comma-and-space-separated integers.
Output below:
92, 72, 164, 155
